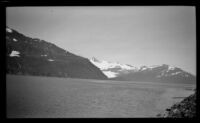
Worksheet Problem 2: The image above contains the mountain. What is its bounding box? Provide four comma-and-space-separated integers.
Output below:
90, 58, 196, 84
90, 57, 138, 78
6, 27, 107, 80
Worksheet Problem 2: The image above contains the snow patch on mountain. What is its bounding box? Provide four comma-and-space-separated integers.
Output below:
119, 64, 137, 70
140, 66, 148, 71
166, 65, 176, 72
10, 51, 20, 57
148, 65, 161, 69
13, 38, 17, 42
157, 68, 189, 78
90, 60, 113, 70
6, 28, 13, 33
102, 71, 118, 78
48, 59, 54, 61
168, 66, 175, 70
41, 54, 47, 57
171, 71, 182, 75
33, 38, 42, 42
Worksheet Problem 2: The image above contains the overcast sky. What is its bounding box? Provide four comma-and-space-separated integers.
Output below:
6, 6, 196, 75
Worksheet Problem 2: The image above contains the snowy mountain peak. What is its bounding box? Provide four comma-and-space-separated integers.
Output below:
90, 57, 137, 78
90, 58, 137, 71
89, 57, 139, 78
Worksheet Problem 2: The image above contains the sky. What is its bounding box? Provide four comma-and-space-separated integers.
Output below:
6, 6, 196, 75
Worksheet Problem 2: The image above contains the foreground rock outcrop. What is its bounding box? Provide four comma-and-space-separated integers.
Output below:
157, 91, 196, 118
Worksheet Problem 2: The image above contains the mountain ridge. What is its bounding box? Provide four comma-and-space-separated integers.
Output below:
89, 57, 196, 84
6, 27, 107, 80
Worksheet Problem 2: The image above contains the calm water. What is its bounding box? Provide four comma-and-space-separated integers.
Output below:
7, 74, 195, 118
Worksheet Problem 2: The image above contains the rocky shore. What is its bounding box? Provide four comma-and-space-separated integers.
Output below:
157, 91, 196, 118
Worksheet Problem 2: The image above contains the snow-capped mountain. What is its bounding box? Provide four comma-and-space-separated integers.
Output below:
6, 27, 107, 80
90, 57, 137, 70
90, 58, 196, 84
90, 57, 138, 78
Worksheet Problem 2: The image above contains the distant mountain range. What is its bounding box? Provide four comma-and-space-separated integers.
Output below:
6, 27, 107, 80
6, 27, 196, 84
90, 57, 196, 84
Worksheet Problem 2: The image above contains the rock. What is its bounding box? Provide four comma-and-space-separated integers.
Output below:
157, 92, 196, 118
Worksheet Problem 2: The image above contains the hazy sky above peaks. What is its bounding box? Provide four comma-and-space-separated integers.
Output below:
6, 6, 196, 75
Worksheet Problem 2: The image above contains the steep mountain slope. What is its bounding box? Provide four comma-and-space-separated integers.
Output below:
6, 27, 107, 80
90, 58, 196, 84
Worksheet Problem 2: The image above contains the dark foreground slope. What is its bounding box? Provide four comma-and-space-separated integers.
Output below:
157, 91, 196, 118
6, 27, 107, 80
7, 75, 195, 118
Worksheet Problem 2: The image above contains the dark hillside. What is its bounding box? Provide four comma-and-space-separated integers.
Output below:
6, 27, 107, 80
